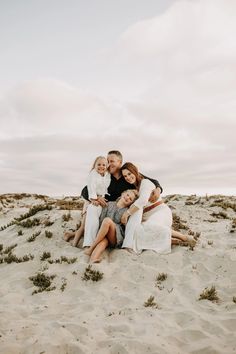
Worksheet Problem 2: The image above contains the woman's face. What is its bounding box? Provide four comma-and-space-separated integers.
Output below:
122, 169, 136, 185
121, 190, 136, 206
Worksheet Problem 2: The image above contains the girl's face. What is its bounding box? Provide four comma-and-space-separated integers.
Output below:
95, 158, 107, 175
122, 169, 136, 185
121, 190, 136, 206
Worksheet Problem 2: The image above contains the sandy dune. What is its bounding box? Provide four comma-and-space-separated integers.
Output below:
0, 193, 236, 354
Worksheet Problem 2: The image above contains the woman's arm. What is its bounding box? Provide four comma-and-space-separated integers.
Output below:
140, 174, 163, 193
133, 179, 156, 209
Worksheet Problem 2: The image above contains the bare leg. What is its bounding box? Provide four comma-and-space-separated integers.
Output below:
63, 231, 75, 242
171, 229, 196, 247
90, 238, 109, 263
85, 217, 117, 256
72, 214, 86, 247
171, 238, 182, 246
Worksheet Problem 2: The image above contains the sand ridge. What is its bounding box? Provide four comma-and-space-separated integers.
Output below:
0, 193, 236, 354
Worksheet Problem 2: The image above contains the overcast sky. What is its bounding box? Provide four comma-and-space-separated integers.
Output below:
0, 0, 235, 196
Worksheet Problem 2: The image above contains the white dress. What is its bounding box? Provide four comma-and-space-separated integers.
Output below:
122, 178, 172, 254
82, 170, 110, 247
87, 170, 111, 200
133, 202, 172, 254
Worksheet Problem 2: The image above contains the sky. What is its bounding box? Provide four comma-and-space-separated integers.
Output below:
0, 0, 235, 196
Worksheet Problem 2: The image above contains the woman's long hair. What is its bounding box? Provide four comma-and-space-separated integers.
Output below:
121, 162, 143, 188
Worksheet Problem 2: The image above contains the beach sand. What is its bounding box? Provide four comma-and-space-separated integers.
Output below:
0, 193, 236, 354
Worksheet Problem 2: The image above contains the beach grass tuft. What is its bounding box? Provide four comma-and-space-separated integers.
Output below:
230, 218, 236, 233
210, 211, 229, 219
1, 253, 34, 264
27, 231, 41, 242
45, 230, 53, 238
60, 278, 67, 292
156, 273, 167, 285
210, 201, 236, 212
3, 244, 17, 254
40, 252, 51, 261
16, 218, 40, 228
62, 213, 72, 222
48, 256, 77, 264
44, 218, 54, 227
199, 286, 219, 302
29, 272, 56, 295
144, 295, 159, 308
14, 204, 52, 222
81, 265, 103, 282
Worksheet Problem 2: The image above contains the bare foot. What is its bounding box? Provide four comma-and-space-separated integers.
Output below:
84, 247, 93, 256
185, 235, 197, 247
63, 231, 75, 242
171, 239, 183, 246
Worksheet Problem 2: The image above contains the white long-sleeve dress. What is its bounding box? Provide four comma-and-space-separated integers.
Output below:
82, 170, 110, 247
87, 170, 111, 200
123, 178, 172, 254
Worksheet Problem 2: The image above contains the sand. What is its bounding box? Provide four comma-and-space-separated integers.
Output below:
0, 193, 236, 354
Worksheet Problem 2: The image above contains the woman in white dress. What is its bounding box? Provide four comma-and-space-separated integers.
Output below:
120, 162, 196, 254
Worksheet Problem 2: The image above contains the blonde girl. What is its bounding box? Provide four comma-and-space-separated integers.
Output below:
64, 156, 111, 246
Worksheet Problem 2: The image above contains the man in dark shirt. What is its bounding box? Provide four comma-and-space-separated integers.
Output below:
82, 150, 162, 248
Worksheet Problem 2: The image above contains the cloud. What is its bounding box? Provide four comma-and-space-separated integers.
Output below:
0, 126, 235, 196
0, 79, 139, 139
0, 0, 235, 195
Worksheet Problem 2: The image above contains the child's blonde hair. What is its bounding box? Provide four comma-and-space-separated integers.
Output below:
91, 156, 107, 171
117, 189, 139, 203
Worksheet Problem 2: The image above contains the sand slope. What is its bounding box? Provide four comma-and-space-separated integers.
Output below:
0, 193, 236, 354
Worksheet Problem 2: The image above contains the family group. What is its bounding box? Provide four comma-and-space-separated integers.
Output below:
64, 151, 196, 262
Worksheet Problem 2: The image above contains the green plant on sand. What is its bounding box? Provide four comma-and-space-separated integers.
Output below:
81, 265, 103, 282
45, 230, 53, 238
48, 256, 77, 264
156, 273, 167, 284
27, 231, 41, 242
29, 272, 56, 295
40, 252, 51, 261
144, 295, 159, 309
198, 286, 219, 303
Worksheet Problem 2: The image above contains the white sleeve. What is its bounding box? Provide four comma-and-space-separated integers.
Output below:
103, 173, 111, 196
87, 170, 99, 200
133, 179, 155, 209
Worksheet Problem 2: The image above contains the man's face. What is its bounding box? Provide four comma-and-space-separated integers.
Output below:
107, 154, 122, 175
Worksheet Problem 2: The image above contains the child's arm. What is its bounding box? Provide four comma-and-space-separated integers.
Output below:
87, 170, 99, 201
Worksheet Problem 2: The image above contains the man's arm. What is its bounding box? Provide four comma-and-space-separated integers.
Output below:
81, 186, 89, 200
141, 174, 163, 193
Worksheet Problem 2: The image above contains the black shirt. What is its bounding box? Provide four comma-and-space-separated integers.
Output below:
81, 173, 162, 202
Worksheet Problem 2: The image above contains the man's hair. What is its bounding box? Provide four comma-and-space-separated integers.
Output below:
107, 150, 123, 161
